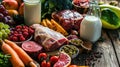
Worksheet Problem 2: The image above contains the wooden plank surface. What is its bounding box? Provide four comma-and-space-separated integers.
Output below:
107, 29, 120, 66
92, 30, 119, 67
72, 0, 120, 66
59, 30, 119, 67
0, 0, 119, 67
98, 0, 120, 66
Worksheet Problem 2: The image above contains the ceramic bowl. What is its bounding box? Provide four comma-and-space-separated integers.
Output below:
80, 41, 93, 51
72, 1, 89, 14
69, 38, 83, 47
14, 35, 33, 46
59, 45, 79, 59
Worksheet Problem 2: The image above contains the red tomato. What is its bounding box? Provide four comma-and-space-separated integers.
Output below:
50, 56, 59, 64
46, 61, 51, 67
38, 53, 47, 60
41, 60, 47, 67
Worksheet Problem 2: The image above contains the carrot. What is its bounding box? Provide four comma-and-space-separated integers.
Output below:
1, 41, 25, 67
4, 39, 34, 66
45, 19, 53, 29
41, 19, 48, 27
51, 19, 68, 36
29, 62, 37, 67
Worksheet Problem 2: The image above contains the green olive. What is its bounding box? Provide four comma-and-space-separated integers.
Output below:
60, 45, 79, 58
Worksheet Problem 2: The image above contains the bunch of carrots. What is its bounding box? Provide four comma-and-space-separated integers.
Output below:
0, 39, 37, 67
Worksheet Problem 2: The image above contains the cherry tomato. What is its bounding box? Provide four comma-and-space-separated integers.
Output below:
38, 53, 47, 60
41, 60, 47, 67
46, 61, 51, 67
50, 56, 59, 64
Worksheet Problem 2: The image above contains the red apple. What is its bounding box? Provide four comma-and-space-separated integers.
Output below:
2, 0, 18, 10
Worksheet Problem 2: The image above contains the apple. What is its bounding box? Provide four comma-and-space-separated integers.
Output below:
18, 3, 24, 16
15, 0, 23, 6
2, 0, 18, 10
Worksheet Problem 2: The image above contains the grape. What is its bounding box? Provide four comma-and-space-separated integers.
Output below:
10, 28, 15, 31
2, 32, 8, 39
0, 22, 10, 39
3, 16, 15, 25
3, 17, 9, 24
2, 10, 8, 16
0, 5, 15, 26
0, 22, 4, 29
0, 31, 3, 38
3, 24, 10, 29
0, 13, 4, 19
5, 29, 10, 34
0, 5, 6, 13
1, 29, 8, 39
8, 19, 15, 25
6, 16, 12, 20
1, 29, 6, 34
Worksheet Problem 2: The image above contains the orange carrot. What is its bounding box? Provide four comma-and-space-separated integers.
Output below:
29, 62, 37, 67
4, 39, 34, 66
1, 41, 25, 67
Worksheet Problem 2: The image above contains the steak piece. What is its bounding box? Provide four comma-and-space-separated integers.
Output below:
32, 24, 68, 51
52, 10, 83, 32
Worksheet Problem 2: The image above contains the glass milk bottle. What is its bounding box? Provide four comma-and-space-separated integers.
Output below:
80, 0, 102, 42
24, 0, 41, 26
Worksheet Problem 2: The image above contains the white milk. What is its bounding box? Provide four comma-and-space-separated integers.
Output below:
80, 15, 102, 42
24, 0, 41, 26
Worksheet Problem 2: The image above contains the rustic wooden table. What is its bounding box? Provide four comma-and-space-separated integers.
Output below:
95, 0, 120, 67
72, 0, 120, 67
71, 29, 120, 67
94, 29, 120, 67
0, 0, 120, 67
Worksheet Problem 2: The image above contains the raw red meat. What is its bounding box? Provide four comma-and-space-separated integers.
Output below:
22, 41, 42, 52
52, 10, 83, 32
32, 24, 68, 51
22, 41, 43, 59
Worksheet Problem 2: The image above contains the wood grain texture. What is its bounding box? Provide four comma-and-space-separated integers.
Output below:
107, 29, 120, 66
92, 30, 119, 67
97, 0, 120, 66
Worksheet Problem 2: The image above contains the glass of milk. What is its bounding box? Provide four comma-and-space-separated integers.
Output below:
24, 0, 41, 26
80, 0, 102, 42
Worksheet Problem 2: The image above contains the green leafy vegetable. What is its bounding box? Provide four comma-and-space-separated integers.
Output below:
41, 0, 73, 19
0, 52, 12, 67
